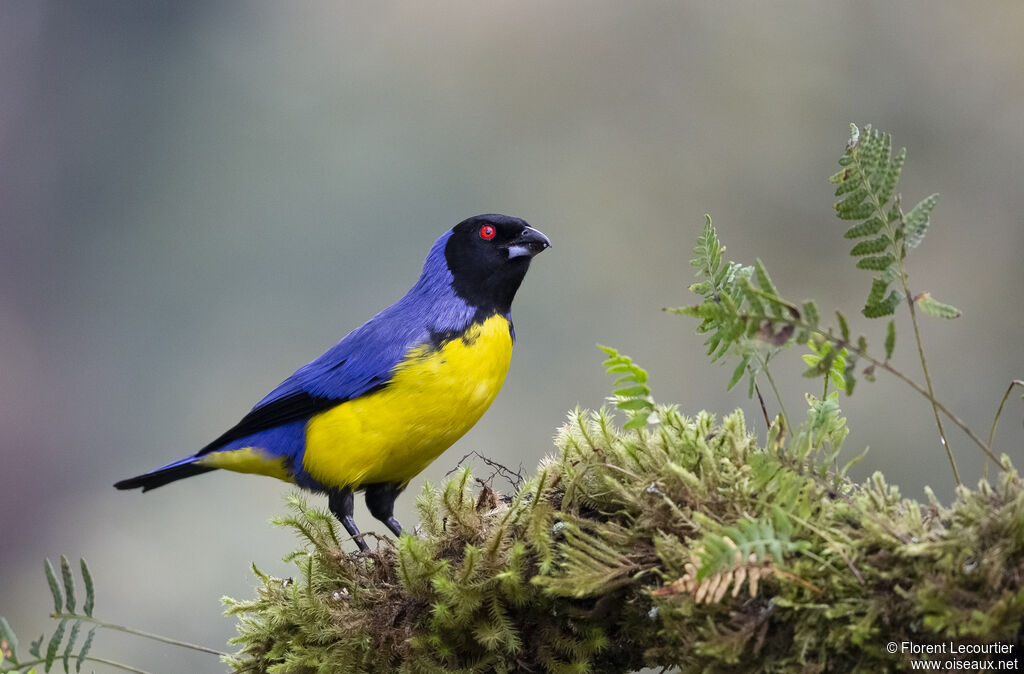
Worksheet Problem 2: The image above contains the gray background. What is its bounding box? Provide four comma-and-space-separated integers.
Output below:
2, 2, 1023, 671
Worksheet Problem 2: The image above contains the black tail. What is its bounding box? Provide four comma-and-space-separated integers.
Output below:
114, 462, 216, 492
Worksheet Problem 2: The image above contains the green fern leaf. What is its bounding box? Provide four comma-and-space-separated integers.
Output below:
696, 512, 801, 582
79, 560, 94, 618
753, 259, 779, 305
61, 621, 81, 674
835, 202, 876, 221
864, 278, 889, 307
43, 560, 62, 615
875, 146, 906, 205
904, 193, 939, 249
59, 556, 76, 615
599, 346, 656, 429
884, 320, 896, 360
836, 311, 850, 343
849, 234, 890, 257
0, 617, 17, 663
915, 293, 961, 319
863, 290, 900, 318
44, 619, 66, 672
801, 301, 819, 330
866, 130, 892, 192
855, 254, 895, 271
831, 174, 860, 195
614, 384, 650, 398
728, 356, 749, 392
844, 216, 886, 239
691, 215, 723, 275
614, 398, 652, 412
76, 627, 95, 673
835, 185, 869, 212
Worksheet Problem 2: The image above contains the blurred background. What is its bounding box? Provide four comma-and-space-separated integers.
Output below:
2, 2, 1023, 671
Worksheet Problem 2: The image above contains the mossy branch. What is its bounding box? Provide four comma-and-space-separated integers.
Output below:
222, 387, 1024, 673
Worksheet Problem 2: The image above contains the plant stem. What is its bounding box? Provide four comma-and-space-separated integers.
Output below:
761, 362, 791, 437
985, 380, 1024, 479
822, 332, 999, 466
51, 613, 228, 657
753, 382, 772, 429
902, 286, 960, 485
2, 655, 154, 674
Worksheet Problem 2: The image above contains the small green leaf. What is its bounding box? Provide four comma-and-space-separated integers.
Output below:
728, 357, 749, 391
802, 301, 819, 329
753, 259, 778, 298
844, 216, 886, 239
884, 320, 896, 360
44, 560, 62, 615
614, 385, 650, 398
849, 234, 890, 257
855, 254, 895, 271
864, 278, 889, 307
915, 293, 961, 319
60, 556, 76, 615
30, 635, 44, 659
623, 415, 649, 431
61, 621, 81, 674
835, 202, 875, 221
80, 560, 94, 618
863, 290, 900, 318
44, 619, 66, 672
904, 193, 938, 249
0, 616, 17, 662
615, 398, 653, 412
835, 186, 868, 208
876, 146, 906, 204
836, 311, 850, 343
76, 628, 96, 673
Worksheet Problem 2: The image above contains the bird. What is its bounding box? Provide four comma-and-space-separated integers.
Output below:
115, 214, 550, 551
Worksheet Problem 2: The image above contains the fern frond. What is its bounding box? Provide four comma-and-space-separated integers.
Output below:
697, 510, 801, 581
668, 215, 814, 400
535, 521, 639, 598
653, 540, 773, 604
599, 345, 656, 430
832, 124, 909, 318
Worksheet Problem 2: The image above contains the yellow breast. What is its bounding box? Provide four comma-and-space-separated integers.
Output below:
301, 313, 514, 489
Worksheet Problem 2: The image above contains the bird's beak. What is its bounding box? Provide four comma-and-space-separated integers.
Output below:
506, 226, 552, 259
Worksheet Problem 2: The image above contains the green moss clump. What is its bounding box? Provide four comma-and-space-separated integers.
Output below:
225, 402, 1024, 673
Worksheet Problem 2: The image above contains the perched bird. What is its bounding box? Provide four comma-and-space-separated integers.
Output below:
115, 214, 550, 550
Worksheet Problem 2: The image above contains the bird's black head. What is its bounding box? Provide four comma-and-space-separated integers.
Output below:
444, 214, 550, 315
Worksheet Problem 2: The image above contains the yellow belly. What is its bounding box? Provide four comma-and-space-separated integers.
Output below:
301, 313, 513, 489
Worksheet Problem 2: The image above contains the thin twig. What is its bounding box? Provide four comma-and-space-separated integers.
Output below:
985, 380, 1024, 479
51, 613, 227, 657
903, 288, 960, 485
753, 382, 771, 430
2, 655, 156, 674
761, 362, 791, 436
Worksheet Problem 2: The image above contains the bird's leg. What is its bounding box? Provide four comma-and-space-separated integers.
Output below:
364, 481, 404, 537
328, 487, 369, 552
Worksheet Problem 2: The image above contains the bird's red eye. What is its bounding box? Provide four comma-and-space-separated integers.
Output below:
479, 225, 496, 240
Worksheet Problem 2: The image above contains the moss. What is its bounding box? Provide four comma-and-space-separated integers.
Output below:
224, 403, 1024, 672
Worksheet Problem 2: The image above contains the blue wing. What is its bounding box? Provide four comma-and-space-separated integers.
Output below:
197, 304, 434, 456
